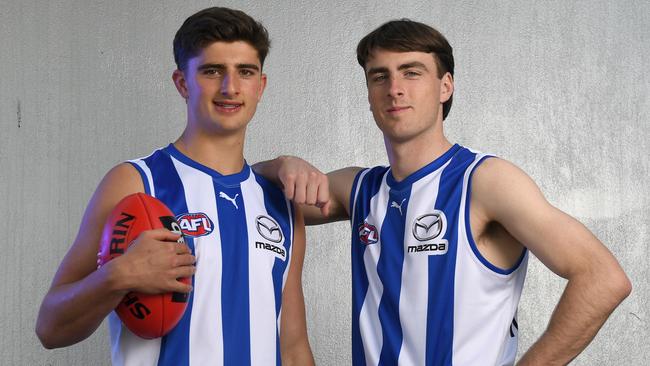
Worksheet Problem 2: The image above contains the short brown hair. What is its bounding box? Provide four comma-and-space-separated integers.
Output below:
357, 19, 454, 120
173, 7, 270, 71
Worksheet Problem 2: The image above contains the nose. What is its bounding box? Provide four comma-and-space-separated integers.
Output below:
387, 76, 404, 98
220, 72, 239, 96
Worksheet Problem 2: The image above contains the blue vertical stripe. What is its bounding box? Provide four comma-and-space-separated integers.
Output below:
351, 167, 388, 366
140, 152, 194, 366
424, 148, 475, 366
218, 183, 251, 366
376, 187, 410, 365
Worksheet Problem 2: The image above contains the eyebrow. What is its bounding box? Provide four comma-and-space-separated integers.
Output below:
398, 61, 429, 72
197, 63, 260, 71
366, 66, 389, 77
366, 61, 429, 76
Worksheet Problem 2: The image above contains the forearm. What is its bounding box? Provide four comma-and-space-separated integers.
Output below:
253, 156, 348, 224
36, 261, 128, 348
517, 268, 631, 365
282, 340, 315, 366
251, 156, 287, 186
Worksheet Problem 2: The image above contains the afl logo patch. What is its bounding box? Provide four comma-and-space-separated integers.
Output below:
358, 222, 379, 245
256, 215, 283, 243
176, 212, 214, 237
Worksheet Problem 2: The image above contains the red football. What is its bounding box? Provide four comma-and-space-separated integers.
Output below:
98, 193, 190, 339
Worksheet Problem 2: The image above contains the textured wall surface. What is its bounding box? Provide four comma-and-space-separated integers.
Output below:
1, 0, 648, 365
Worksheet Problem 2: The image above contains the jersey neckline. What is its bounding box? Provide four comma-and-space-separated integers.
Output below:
386, 143, 462, 190
163, 143, 251, 185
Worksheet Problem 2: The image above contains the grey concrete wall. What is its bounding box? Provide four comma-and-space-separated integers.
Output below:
1, 0, 648, 365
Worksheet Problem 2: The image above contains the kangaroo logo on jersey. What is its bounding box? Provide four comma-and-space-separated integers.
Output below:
219, 192, 239, 209
408, 211, 448, 255
256, 215, 283, 243
176, 212, 214, 237
358, 222, 379, 245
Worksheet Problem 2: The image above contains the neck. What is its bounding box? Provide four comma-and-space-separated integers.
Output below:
174, 127, 246, 175
385, 127, 452, 182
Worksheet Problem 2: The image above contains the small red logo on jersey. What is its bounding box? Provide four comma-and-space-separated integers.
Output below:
176, 213, 214, 237
358, 222, 379, 245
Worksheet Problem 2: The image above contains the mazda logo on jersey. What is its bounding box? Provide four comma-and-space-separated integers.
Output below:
408, 211, 449, 255
176, 212, 214, 237
255, 215, 283, 243
412, 212, 446, 241
358, 222, 379, 245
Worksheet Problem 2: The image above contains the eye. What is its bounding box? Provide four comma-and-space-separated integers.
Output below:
202, 68, 220, 77
240, 69, 256, 77
370, 74, 388, 83
404, 70, 421, 78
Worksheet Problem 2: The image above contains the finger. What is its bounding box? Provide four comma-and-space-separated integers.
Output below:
292, 173, 308, 204
145, 228, 183, 242
169, 280, 193, 293
174, 253, 196, 266
173, 265, 196, 280
316, 176, 330, 207
320, 200, 332, 217
305, 174, 320, 205
282, 173, 296, 200
174, 242, 192, 255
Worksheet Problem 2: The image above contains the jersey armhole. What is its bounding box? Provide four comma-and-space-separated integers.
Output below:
127, 160, 152, 196
349, 168, 369, 228
464, 156, 528, 275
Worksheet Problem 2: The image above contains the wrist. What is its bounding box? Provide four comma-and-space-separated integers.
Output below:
100, 257, 132, 296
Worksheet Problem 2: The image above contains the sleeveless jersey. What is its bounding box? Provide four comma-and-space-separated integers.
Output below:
349, 144, 528, 366
108, 144, 295, 366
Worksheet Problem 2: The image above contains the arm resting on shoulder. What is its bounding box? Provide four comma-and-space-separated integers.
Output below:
252, 156, 361, 225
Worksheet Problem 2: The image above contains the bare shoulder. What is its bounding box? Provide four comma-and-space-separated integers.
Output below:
329, 167, 364, 195
472, 157, 538, 193
51, 162, 144, 287
471, 157, 546, 220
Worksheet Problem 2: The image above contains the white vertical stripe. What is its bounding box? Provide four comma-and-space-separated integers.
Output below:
397, 160, 450, 366
129, 159, 155, 197
171, 157, 224, 366
109, 312, 161, 366
452, 154, 528, 366
350, 168, 372, 228
242, 174, 277, 366
359, 172, 390, 366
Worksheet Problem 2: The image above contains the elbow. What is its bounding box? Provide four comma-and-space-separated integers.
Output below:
612, 270, 632, 303
597, 264, 632, 309
35, 315, 69, 349
35, 323, 58, 349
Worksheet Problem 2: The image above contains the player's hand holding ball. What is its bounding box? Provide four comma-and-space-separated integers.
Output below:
116, 228, 194, 295
98, 193, 195, 339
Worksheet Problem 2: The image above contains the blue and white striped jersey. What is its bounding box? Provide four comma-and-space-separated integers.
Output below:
350, 144, 528, 366
108, 144, 295, 366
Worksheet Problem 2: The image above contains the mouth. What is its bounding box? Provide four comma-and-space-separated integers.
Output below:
214, 101, 243, 113
386, 105, 411, 114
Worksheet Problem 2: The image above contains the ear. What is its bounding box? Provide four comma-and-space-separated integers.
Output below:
439, 72, 454, 104
257, 73, 268, 101
172, 69, 189, 99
